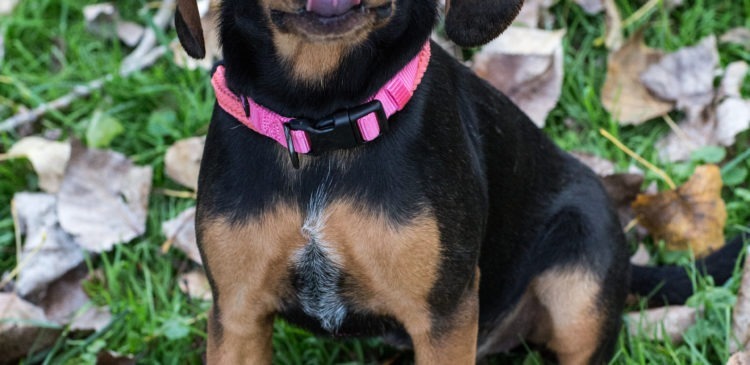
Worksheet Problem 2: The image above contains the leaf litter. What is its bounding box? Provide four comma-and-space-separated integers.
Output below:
57, 140, 152, 253
601, 32, 673, 125
473, 27, 565, 127
12, 192, 84, 297
632, 165, 726, 257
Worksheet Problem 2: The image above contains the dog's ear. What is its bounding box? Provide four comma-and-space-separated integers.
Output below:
444, 0, 523, 47
175, 0, 206, 58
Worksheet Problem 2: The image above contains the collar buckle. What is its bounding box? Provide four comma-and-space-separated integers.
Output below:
283, 100, 387, 168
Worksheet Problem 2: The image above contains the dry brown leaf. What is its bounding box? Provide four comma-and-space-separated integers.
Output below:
630, 243, 651, 266
632, 165, 726, 257
82, 3, 144, 47
570, 152, 616, 176
37, 266, 111, 332
172, 0, 222, 70
641, 36, 719, 120
7, 137, 71, 193
162, 206, 201, 265
575, 0, 603, 14
731, 253, 750, 353
656, 61, 750, 162
513, 0, 556, 28
601, 32, 673, 125
178, 270, 212, 301
721, 27, 750, 50
473, 27, 565, 127
97, 351, 136, 365
165, 136, 205, 191
12, 193, 84, 298
0, 0, 19, 15
57, 141, 152, 252
716, 62, 750, 147
602, 0, 622, 51
728, 352, 750, 365
0, 293, 59, 363
626, 305, 697, 343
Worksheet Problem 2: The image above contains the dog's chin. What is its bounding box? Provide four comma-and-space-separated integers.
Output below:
270, 3, 392, 42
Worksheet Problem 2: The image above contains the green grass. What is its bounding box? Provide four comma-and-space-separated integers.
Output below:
1, 0, 750, 364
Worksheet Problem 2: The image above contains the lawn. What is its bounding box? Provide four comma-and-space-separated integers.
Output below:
1, 0, 750, 364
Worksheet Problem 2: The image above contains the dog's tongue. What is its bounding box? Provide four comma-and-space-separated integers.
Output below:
306, 0, 360, 17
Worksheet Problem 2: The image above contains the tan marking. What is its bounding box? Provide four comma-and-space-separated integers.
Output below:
533, 268, 604, 365
260, 0, 394, 83
322, 201, 440, 328
322, 201, 479, 364
273, 33, 353, 84
200, 204, 305, 364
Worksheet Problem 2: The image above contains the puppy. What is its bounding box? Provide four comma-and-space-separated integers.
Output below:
175, 0, 630, 363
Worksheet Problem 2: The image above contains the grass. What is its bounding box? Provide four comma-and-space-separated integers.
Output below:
1, 0, 750, 363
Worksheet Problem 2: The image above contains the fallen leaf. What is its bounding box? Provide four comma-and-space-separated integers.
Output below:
172, 0, 222, 70
37, 266, 111, 332
721, 27, 750, 50
178, 270, 212, 301
720, 61, 749, 98
656, 61, 750, 162
162, 206, 201, 265
12, 193, 84, 298
630, 243, 651, 266
716, 62, 750, 147
165, 136, 205, 191
602, 0, 622, 51
513, 0, 556, 28
82, 3, 144, 47
601, 32, 673, 125
0, 293, 59, 364
57, 141, 152, 252
7, 137, 71, 193
97, 351, 136, 365
0, 0, 19, 15
641, 36, 719, 120
731, 253, 750, 352
116, 21, 144, 48
728, 352, 750, 365
626, 305, 698, 343
473, 27, 566, 127
632, 165, 726, 257
575, 0, 603, 14
570, 152, 616, 176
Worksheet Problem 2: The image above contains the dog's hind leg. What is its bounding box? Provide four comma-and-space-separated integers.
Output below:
527, 204, 628, 365
532, 267, 620, 365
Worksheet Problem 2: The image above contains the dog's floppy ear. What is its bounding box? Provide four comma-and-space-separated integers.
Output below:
175, 0, 206, 58
444, 0, 523, 47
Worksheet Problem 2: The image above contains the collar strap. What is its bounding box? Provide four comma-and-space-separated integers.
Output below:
211, 41, 431, 166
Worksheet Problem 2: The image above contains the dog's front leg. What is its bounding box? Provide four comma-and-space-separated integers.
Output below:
205, 306, 274, 364
413, 289, 479, 364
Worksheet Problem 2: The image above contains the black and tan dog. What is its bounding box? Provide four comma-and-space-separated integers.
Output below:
174, 0, 634, 363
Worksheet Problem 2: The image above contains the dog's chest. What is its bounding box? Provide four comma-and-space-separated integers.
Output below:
201, 187, 442, 336
281, 195, 442, 334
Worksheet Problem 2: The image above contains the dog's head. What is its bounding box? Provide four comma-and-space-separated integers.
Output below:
176, 0, 521, 102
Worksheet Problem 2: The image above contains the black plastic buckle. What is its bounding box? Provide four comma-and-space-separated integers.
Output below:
282, 100, 388, 169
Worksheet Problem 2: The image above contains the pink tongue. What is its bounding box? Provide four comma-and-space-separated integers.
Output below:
306, 0, 361, 17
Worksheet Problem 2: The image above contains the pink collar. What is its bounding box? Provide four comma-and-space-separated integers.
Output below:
211, 41, 431, 165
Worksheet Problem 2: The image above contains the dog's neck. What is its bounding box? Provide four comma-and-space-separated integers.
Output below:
218, 1, 436, 120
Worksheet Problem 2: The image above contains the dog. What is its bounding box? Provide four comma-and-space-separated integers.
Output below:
174, 0, 633, 363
